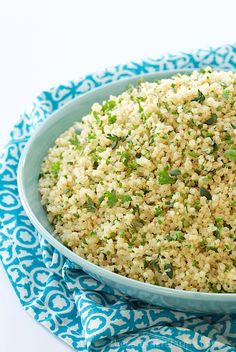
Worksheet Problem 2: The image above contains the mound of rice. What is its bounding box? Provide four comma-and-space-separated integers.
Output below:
39, 68, 236, 292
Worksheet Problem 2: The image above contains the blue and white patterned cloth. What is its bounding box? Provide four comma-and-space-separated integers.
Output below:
1, 44, 236, 352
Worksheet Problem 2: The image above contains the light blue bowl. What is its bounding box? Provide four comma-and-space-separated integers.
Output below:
17, 70, 236, 314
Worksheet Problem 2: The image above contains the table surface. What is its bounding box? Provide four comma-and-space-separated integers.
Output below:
1, 0, 236, 351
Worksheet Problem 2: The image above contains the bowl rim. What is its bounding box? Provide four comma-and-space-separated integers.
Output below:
17, 69, 236, 300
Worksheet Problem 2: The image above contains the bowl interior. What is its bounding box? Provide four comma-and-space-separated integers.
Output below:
19, 69, 192, 236
17, 68, 236, 313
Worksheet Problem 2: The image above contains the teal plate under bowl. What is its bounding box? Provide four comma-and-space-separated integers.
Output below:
17, 69, 236, 314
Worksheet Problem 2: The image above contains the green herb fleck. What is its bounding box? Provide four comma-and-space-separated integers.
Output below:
231, 200, 236, 207
191, 90, 205, 103
93, 111, 103, 127
211, 141, 218, 153
223, 90, 230, 100
204, 114, 218, 125
73, 213, 80, 219
75, 127, 82, 135
158, 169, 176, 185
153, 261, 161, 272
231, 123, 236, 129
188, 151, 199, 158
120, 195, 132, 204
108, 115, 117, 125
84, 195, 97, 213
98, 196, 105, 205
132, 204, 140, 215
136, 96, 145, 113
199, 187, 212, 200
51, 162, 60, 176
169, 169, 181, 176
192, 260, 198, 267
53, 214, 62, 222
209, 283, 222, 293
128, 160, 139, 173
64, 188, 73, 195
87, 132, 96, 141
120, 151, 130, 165
199, 237, 207, 248
154, 206, 164, 217
194, 201, 201, 211
69, 134, 80, 148
106, 134, 119, 149
141, 233, 146, 245
104, 189, 117, 208
89, 231, 97, 237
164, 263, 173, 279
214, 217, 223, 239
165, 231, 185, 242
224, 149, 236, 161
102, 100, 116, 112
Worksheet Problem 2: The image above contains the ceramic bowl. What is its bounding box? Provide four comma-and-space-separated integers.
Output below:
17, 69, 236, 314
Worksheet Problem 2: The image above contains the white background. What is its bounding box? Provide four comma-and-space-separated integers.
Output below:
0, 0, 235, 351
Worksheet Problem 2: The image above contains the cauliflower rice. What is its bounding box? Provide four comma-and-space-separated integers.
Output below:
39, 68, 236, 293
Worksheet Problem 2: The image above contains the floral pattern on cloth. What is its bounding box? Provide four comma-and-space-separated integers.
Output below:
1, 44, 236, 351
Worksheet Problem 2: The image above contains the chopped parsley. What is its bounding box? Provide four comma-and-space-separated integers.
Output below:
224, 149, 236, 161
89, 152, 102, 169
106, 134, 119, 149
199, 237, 207, 248
152, 260, 161, 272
87, 132, 96, 141
136, 96, 145, 113
158, 169, 176, 185
231, 200, 236, 207
75, 128, 82, 135
120, 151, 130, 165
154, 206, 164, 217
209, 283, 222, 293
53, 214, 62, 222
191, 90, 205, 103
214, 217, 223, 239
104, 189, 117, 208
194, 201, 201, 211
231, 123, 236, 129
165, 231, 185, 242
73, 213, 80, 219
120, 195, 132, 204
88, 231, 97, 237
93, 111, 103, 127
98, 196, 105, 205
108, 115, 117, 125
132, 204, 140, 215
69, 134, 80, 148
169, 169, 181, 176
51, 161, 60, 176
204, 114, 218, 125
211, 141, 218, 153
128, 160, 139, 173
199, 187, 212, 200
102, 100, 116, 112
164, 263, 173, 279
84, 195, 97, 213
188, 151, 199, 158
223, 90, 230, 100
